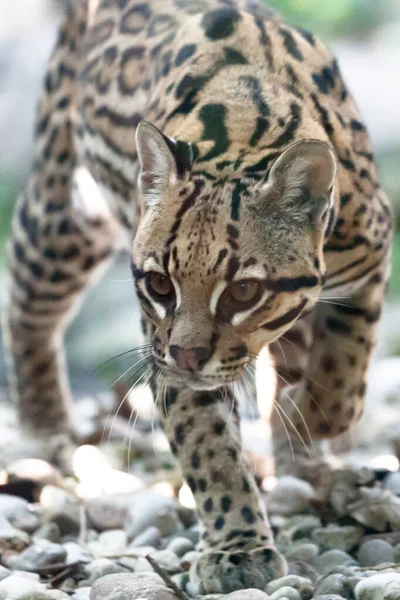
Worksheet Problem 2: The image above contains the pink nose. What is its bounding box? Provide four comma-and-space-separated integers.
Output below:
169, 346, 211, 372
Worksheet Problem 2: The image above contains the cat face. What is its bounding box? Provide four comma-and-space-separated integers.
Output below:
132, 122, 336, 389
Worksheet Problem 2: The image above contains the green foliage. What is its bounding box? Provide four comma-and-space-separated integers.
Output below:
0, 170, 18, 264
265, 0, 392, 39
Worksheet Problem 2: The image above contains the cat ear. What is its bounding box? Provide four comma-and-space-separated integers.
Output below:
136, 121, 193, 207
267, 139, 337, 225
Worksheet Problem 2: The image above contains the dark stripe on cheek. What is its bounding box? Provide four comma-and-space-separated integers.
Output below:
262, 298, 307, 330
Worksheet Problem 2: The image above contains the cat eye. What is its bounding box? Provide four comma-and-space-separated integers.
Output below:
227, 279, 262, 305
147, 272, 174, 301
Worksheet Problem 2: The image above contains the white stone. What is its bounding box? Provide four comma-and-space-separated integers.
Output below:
355, 573, 400, 599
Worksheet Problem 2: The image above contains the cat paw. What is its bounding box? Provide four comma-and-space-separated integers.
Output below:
190, 545, 287, 594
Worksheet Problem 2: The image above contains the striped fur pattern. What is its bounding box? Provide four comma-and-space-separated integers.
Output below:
3, 0, 392, 593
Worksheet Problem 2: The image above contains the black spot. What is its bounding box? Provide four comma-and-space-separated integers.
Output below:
204, 498, 213, 512
199, 104, 229, 161
279, 27, 303, 61
242, 478, 251, 493
191, 451, 201, 469
199, 478, 207, 492
28, 261, 44, 278
221, 496, 232, 513
213, 421, 225, 435
223, 47, 248, 65
57, 97, 69, 110
14, 242, 25, 263
49, 269, 72, 283
175, 44, 196, 66
174, 424, 185, 445
36, 114, 49, 136
194, 392, 218, 407
326, 317, 352, 336
268, 103, 301, 148
215, 516, 225, 530
312, 61, 339, 95
241, 506, 256, 524
202, 8, 241, 41
187, 477, 197, 493
340, 193, 352, 207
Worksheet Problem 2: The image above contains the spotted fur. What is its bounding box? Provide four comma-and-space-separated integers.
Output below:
3, 0, 392, 593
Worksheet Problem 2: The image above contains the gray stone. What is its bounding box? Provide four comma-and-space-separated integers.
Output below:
167, 536, 194, 557
314, 573, 350, 598
125, 493, 180, 539
312, 526, 364, 553
268, 477, 316, 516
0, 574, 49, 600
63, 541, 93, 564
89, 572, 177, 600
148, 550, 181, 574
33, 522, 61, 543
270, 587, 300, 600
266, 575, 312, 594
357, 539, 395, 567
130, 526, 161, 548
276, 515, 321, 552
285, 543, 320, 563
0, 566, 10, 582
225, 591, 270, 600
41, 487, 81, 535
314, 550, 357, 576
0, 516, 30, 551
354, 573, 400, 599
383, 471, 400, 495
72, 590, 92, 600
313, 596, 347, 600
46, 592, 71, 600
0, 496, 41, 534
86, 558, 129, 584
89, 529, 127, 557
7, 540, 67, 572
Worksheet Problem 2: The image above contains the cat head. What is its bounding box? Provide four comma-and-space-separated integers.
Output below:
132, 121, 336, 389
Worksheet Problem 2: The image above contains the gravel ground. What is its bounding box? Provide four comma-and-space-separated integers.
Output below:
1, 388, 400, 600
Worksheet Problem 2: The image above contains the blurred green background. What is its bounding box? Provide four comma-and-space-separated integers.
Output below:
0, 0, 399, 393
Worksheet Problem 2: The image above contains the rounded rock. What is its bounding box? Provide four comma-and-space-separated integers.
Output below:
312, 526, 364, 553
268, 477, 315, 516
314, 573, 349, 597
72, 589, 92, 600
270, 587, 300, 600
267, 575, 312, 594
357, 539, 394, 567
130, 526, 161, 548
33, 522, 61, 543
89, 572, 177, 600
314, 550, 357, 576
125, 493, 180, 539
148, 550, 181, 574
225, 590, 270, 600
167, 536, 195, 557
6, 540, 67, 571
286, 543, 320, 563
86, 558, 130, 584
354, 573, 400, 599
0, 574, 49, 600
383, 471, 400, 495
